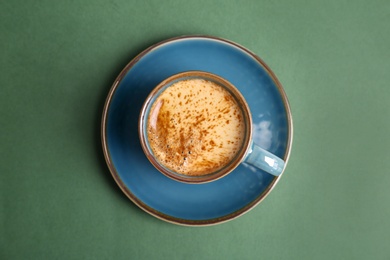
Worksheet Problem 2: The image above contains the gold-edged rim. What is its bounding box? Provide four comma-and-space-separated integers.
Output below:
138, 71, 253, 184
101, 35, 293, 226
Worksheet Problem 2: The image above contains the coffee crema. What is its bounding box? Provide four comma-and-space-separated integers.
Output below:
147, 78, 245, 176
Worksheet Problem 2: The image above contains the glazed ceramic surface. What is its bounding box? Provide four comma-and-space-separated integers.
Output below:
102, 36, 292, 225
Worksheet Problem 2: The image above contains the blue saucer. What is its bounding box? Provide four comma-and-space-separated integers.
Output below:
101, 36, 293, 226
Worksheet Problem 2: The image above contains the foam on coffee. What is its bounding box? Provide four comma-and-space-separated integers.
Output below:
147, 78, 245, 176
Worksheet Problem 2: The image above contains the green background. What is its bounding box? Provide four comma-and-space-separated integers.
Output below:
1, 0, 389, 259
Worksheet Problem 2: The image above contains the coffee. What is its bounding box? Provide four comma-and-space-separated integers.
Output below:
147, 78, 245, 176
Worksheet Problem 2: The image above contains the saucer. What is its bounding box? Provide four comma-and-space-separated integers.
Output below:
101, 36, 293, 226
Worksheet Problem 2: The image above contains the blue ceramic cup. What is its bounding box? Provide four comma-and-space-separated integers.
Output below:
139, 71, 285, 184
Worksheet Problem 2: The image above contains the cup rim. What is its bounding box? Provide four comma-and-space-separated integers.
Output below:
138, 71, 253, 184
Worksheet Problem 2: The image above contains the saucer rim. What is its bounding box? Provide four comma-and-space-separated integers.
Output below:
101, 35, 293, 226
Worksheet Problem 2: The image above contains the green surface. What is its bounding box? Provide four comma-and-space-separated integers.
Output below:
1, 0, 390, 259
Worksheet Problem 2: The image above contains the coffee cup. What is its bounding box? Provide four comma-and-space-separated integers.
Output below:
139, 71, 285, 184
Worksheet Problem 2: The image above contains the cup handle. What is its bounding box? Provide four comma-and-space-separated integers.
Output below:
244, 142, 285, 176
